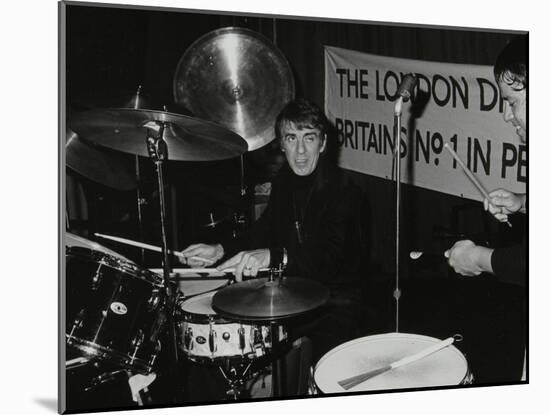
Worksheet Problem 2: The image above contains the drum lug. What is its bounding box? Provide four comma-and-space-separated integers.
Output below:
91, 265, 103, 290
263, 326, 272, 346
129, 329, 145, 364
184, 327, 194, 350
238, 326, 246, 354
148, 340, 162, 368
209, 327, 217, 356
147, 289, 161, 311
67, 310, 85, 341
251, 327, 266, 357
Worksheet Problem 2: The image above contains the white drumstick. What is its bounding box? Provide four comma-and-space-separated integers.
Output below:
338, 336, 455, 390
176, 267, 270, 275
94, 233, 214, 264
444, 144, 512, 228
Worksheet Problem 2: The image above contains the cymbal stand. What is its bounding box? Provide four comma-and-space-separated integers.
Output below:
135, 156, 146, 264
129, 85, 148, 264
145, 124, 179, 369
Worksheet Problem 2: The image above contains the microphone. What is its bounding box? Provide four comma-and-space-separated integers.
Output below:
397, 73, 418, 102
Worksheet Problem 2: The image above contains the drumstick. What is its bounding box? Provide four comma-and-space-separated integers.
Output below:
94, 233, 214, 264
444, 144, 512, 228
176, 267, 270, 275
337, 336, 455, 390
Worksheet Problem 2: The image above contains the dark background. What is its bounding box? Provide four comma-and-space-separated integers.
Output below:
64, 1, 527, 401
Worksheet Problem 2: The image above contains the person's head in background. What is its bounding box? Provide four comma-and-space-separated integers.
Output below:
275, 99, 328, 176
494, 36, 527, 142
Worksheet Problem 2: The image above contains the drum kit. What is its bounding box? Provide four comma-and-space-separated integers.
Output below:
64, 26, 473, 405
65, 231, 329, 399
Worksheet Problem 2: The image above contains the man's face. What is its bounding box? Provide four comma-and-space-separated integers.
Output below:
498, 78, 527, 142
280, 121, 326, 176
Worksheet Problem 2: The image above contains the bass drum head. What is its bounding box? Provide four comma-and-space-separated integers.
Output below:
314, 333, 468, 393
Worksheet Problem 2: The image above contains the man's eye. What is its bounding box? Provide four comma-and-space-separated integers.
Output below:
285, 136, 296, 141
305, 136, 316, 142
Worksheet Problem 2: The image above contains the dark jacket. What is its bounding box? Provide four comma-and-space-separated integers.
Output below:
491, 238, 527, 287
223, 159, 364, 289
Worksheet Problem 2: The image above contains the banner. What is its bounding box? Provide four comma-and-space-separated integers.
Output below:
324, 46, 526, 201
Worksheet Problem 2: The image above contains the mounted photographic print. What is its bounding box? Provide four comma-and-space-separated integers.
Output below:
59, 0, 528, 413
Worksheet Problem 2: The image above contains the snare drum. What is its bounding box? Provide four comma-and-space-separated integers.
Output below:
66, 246, 166, 374
313, 333, 472, 393
177, 291, 287, 362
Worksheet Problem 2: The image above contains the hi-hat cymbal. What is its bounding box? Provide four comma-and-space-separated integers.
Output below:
66, 128, 137, 190
69, 108, 248, 161
212, 277, 329, 321
173, 27, 295, 151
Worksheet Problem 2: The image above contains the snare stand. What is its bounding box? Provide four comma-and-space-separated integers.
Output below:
218, 359, 254, 400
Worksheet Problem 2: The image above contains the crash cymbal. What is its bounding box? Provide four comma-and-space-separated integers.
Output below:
173, 27, 295, 151
69, 108, 247, 161
66, 127, 137, 190
212, 277, 329, 321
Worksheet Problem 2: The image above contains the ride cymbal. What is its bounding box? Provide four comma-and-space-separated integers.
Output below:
69, 108, 248, 161
212, 276, 329, 321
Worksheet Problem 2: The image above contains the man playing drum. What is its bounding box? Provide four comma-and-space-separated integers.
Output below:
179, 98, 365, 394
445, 36, 527, 379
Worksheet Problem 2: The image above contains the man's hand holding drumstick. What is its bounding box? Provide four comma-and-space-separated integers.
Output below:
443, 143, 522, 277
179, 243, 224, 267
483, 189, 527, 223
444, 143, 514, 227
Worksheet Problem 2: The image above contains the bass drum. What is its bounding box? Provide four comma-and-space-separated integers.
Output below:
313, 332, 473, 394
66, 246, 166, 374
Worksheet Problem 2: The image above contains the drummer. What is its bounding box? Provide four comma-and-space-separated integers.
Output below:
180, 98, 364, 364
444, 36, 527, 380
445, 36, 527, 286
180, 98, 362, 284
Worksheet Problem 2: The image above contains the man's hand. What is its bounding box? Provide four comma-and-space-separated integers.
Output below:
444, 240, 494, 276
217, 249, 270, 282
484, 189, 526, 222
179, 243, 224, 267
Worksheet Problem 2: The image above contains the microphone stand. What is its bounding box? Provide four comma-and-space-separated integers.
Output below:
392, 73, 417, 333
145, 124, 180, 381
393, 96, 404, 333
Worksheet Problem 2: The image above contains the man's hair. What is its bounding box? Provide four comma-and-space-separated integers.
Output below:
494, 36, 527, 91
275, 98, 329, 139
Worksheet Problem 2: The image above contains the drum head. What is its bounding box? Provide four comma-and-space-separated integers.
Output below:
150, 269, 231, 297
179, 291, 218, 315
314, 333, 468, 393
66, 246, 162, 286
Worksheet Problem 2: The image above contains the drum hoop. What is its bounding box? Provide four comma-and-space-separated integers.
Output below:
66, 246, 163, 286
66, 334, 154, 373
314, 332, 470, 392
